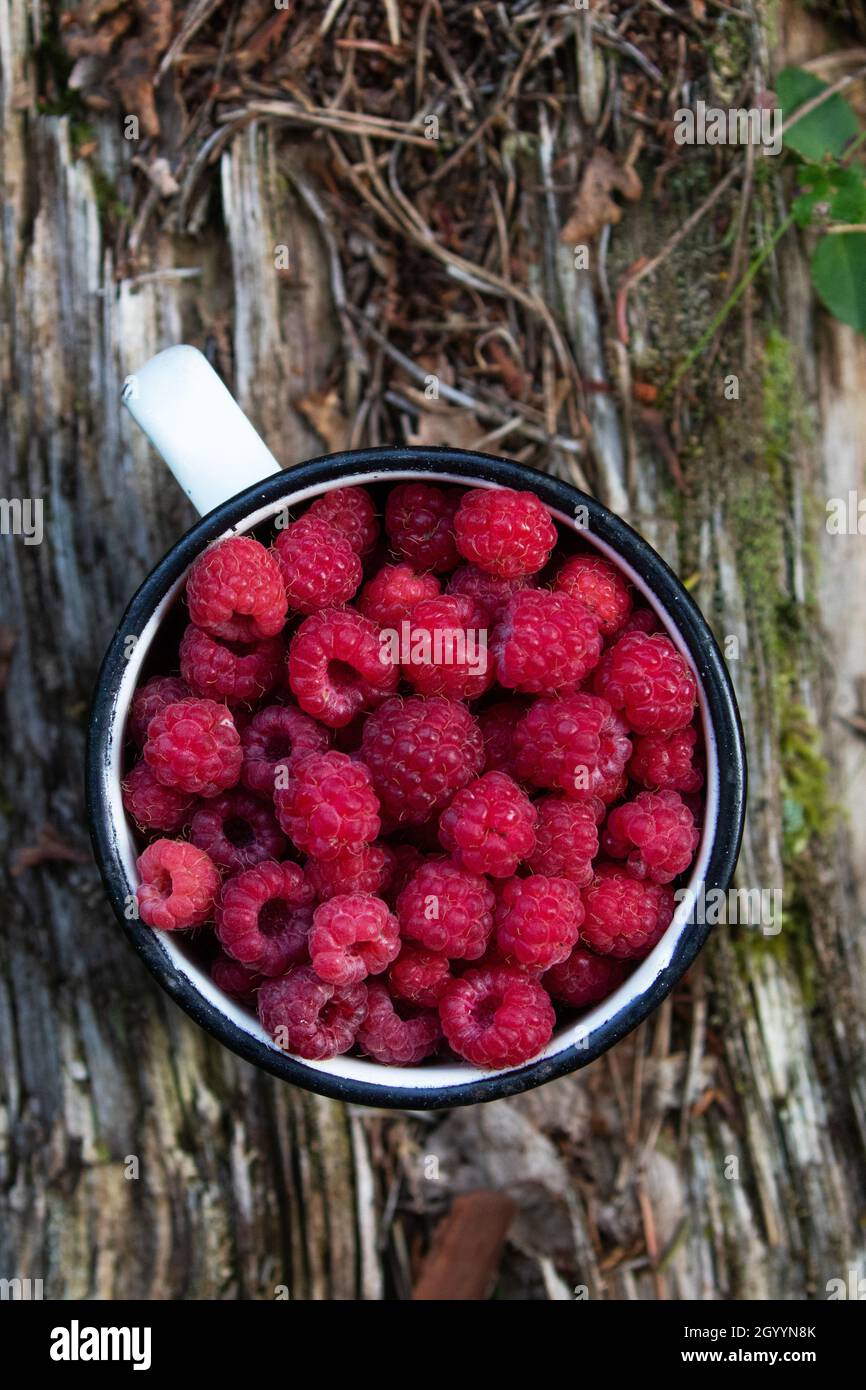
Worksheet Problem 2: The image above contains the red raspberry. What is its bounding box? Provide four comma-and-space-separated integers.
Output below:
309, 893, 401, 986
190, 789, 287, 872
439, 965, 555, 1068
454, 487, 557, 579
275, 750, 380, 860
401, 593, 493, 701
492, 589, 603, 695
494, 875, 584, 971
438, 771, 536, 877
514, 693, 631, 803
357, 563, 441, 626
240, 703, 329, 797
357, 982, 441, 1065
258, 966, 367, 1060
594, 631, 697, 735
122, 760, 194, 832
447, 564, 533, 624
580, 862, 675, 959
136, 838, 220, 930
602, 789, 700, 884
288, 606, 398, 728
526, 796, 600, 887
477, 699, 528, 777
553, 553, 633, 638
128, 676, 190, 747
216, 860, 315, 976
306, 843, 395, 901
397, 860, 495, 960
144, 698, 242, 797
628, 725, 704, 794
304, 485, 379, 556
211, 951, 263, 1004
179, 625, 284, 706
274, 516, 362, 613
186, 536, 287, 642
359, 696, 484, 826
385, 482, 460, 572
543, 946, 628, 1009
388, 943, 453, 1008
621, 607, 660, 637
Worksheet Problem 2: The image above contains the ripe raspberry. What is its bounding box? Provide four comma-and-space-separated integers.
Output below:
211, 951, 263, 1004
388, 943, 453, 1008
258, 966, 367, 1060
186, 536, 287, 642
275, 750, 380, 860
128, 676, 190, 747
180, 624, 284, 706
494, 875, 584, 971
439, 966, 555, 1068
136, 838, 220, 931
122, 760, 194, 832
384, 482, 460, 572
190, 789, 287, 872
309, 893, 401, 986
216, 859, 315, 976
357, 982, 441, 1065
514, 693, 632, 803
477, 699, 528, 777
628, 725, 704, 794
306, 843, 395, 901
492, 589, 603, 695
527, 796, 600, 886
401, 593, 494, 701
144, 698, 242, 797
357, 563, 441, 626
274, 516, 362, 613
439, 772, 536, 877
359, 696, 484, 826
602, 789, 700, 884
621, 607, 660, 637
543, 946, 628, 1009
580, 863, 675, 959
304, 485, 379, 556
240, 703, 329, 796
397, 860, 495, 960
288, 606, 398, 728
553, 552, 633, 638
594, 631, 697, 735
447, 564, 533, 624
454, 487, 557, 579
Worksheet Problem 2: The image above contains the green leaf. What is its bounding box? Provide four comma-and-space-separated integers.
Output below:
776, 66, 859, 162
792, 162, 866, 227
827, 164, 866, 222
811, 232, 866, 334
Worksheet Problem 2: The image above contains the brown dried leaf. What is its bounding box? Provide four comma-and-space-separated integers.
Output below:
559, 149, 642, 245
407, 400, 485, 451
295, 388, 350, 453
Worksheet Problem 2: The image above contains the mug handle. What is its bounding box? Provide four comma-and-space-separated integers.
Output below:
122, 345, 281, 516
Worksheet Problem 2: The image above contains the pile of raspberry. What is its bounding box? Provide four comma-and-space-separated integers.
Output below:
124, 482, 703, 1071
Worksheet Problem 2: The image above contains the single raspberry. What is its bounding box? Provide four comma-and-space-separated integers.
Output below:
216, 860, 314, 976
357, 982, 441, 1065
304, 485, 379, 556
190, 789, 287, 872
514, 693, 632, 803
543, 947, 628, 1009
306, 842, 395, 901
136, 838, 220, 930
594, 631, 697, 735
628, 725, 704, 794
602, 789, 700, 884
453, 487, 557, 579
401, 593, 494, 701
439, 965, 555, 1068
122, 760, 195, 832
446, 564, 534, 624
288, 606, 398, 728
580, 862, 675, 959
621, 607, 660, 637
438, 771, 536, 877
553, 553, 633, 638
309, 893, 401, 986
240, 703, 330, 797
179, 624, 284, 706
258, 966, 367, 1060
527, 796, 600, 886
492, 589, 603, 695
128, 676, 190, 747
273, 516, 362, 614
383, 843, 426, 904
143, 698, 242, 797
388, 943, 453, 1008
275, 750, 380, 862
211, 951, 263, 1004
384, 482, 460, 572
494, 875, 584, 971
359, 696, 484, 826
477, 699, 528, 777
186, 536, 288, 642
397, 860, 495, 960
357, 563, 441, 627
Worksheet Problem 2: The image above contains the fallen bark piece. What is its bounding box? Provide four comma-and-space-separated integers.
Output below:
559, 149, 642, 245
412, 1190, 516, 1301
